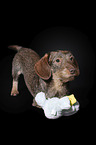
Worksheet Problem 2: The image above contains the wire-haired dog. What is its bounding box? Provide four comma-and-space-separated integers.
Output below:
9, 45, 80, 107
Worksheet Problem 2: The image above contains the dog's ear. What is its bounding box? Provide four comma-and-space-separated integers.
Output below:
34, 54, 51, 80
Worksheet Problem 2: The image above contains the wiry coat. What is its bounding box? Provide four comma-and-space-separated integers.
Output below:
9, 45, 80, 107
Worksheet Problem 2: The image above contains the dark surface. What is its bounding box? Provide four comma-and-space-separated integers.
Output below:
0, 22, 96, 122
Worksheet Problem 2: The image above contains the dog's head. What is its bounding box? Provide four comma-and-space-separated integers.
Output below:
34, 50, 80, 83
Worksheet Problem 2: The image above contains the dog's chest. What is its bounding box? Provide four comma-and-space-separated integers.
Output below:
39, 78, 69, 98
46, 79, 68, 98
53, 79, 63, 92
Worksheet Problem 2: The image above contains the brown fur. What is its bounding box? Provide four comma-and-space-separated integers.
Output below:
9, 45, 80, 108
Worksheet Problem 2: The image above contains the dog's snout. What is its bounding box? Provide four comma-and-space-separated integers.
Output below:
70, 69, 75, 74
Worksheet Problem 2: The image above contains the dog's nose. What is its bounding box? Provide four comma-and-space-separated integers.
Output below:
70, 69, 75, 74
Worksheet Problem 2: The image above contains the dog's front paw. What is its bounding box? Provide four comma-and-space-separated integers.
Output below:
11, 89, 19, 96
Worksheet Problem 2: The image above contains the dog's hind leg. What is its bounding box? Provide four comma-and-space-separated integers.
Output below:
11, 79, 19, 96
11, 55, 22, 96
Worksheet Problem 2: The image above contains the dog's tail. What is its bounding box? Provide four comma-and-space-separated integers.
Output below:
8, 45, 22, 51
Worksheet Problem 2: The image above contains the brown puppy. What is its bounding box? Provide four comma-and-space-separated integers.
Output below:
9, 45, 80, 107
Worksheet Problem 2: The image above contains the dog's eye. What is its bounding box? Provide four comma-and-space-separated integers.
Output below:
56, 59, 60, 63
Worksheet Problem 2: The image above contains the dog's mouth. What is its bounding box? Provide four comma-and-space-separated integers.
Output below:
59, 76, 75, 83
62, 68, 80, 77
62, 72, 79, 82
54, 68, 80, 83
69, 70, 80, 81
65, 76, 75, 82
69, 76, 75, 80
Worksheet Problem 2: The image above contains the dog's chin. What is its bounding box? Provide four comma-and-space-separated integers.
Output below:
69, 76, 75, 81
62, 76, 75, 83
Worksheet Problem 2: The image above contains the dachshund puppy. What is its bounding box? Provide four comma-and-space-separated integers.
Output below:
9, 45, 80, 107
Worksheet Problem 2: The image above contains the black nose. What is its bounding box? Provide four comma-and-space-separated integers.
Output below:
70, 69, 75, 74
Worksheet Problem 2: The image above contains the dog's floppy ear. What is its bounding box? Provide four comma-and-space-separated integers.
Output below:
34, 54, 51, 80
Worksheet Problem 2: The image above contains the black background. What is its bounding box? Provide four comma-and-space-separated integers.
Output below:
0, 18, 96, 122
